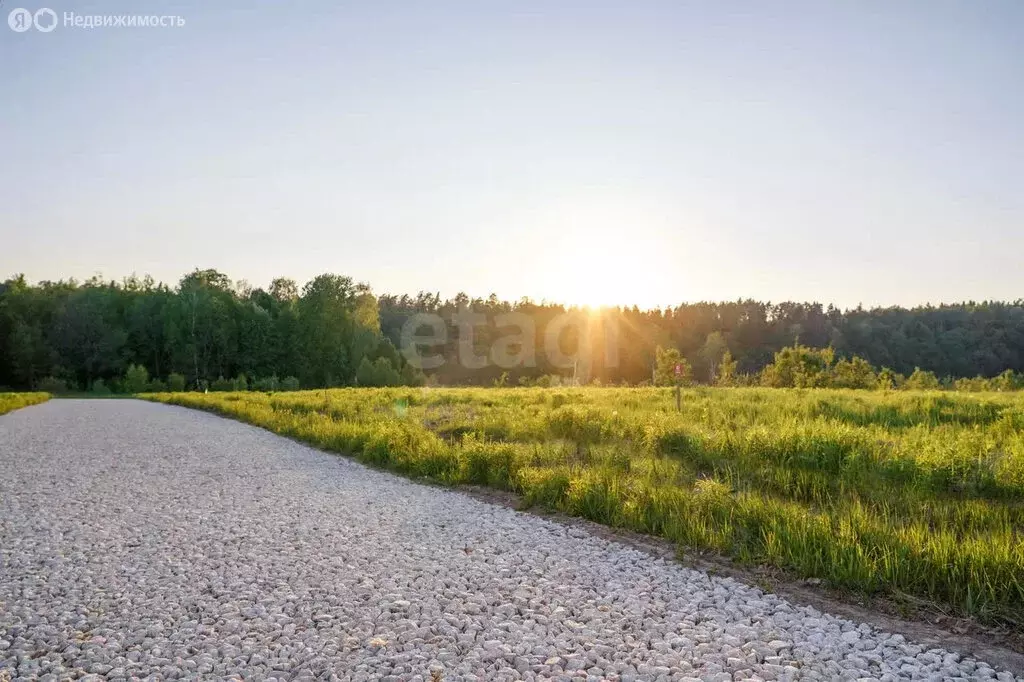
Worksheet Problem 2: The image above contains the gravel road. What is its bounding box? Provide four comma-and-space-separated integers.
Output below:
0, 400, 1019, 682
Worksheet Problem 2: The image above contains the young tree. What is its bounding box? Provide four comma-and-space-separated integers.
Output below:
698, 331, 729, 383
653, 346, 692, 386
167, 373, 187, 392
123, 363, 150, 393
716, 350, 738, 386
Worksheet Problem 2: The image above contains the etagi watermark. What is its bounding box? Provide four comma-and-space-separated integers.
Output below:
398, 311, 620, 377
8, 8, 185, 32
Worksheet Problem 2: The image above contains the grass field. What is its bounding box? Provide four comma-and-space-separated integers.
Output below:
0, 392, 50, 415
143, 387, 1024, 625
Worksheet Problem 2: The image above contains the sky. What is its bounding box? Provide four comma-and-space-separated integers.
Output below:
2, 1, 1022, 310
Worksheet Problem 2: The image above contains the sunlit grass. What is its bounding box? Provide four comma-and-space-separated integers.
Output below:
0, 392, 50, 415
142, 386, 1024, 624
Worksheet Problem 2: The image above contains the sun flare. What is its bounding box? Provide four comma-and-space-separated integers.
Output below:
519, 195, 681, 309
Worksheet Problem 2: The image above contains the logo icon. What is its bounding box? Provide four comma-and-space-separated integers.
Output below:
7, 7, 57, 32
33, 8, 57, 32
8, 7, 32, 31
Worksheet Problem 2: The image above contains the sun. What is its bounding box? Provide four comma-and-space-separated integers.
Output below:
543, 234, 673, 310
517, 194, 681, 309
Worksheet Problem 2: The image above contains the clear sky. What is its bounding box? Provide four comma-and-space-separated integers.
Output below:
2, 1, 1022, 309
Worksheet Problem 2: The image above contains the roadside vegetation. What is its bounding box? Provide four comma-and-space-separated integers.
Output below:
143, 386, 1024, 626
0, 392, 49, 415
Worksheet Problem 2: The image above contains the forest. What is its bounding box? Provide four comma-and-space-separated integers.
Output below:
1, 269, 1023, 391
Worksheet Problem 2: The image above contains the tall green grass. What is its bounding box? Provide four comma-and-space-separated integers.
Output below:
0, 392, 50, 415
143, 386, 1024, 624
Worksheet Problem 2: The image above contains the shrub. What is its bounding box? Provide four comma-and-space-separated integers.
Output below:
211, 376, 235, 392
167, 373, 187, 392
954, 376, 988, 392
90, 378, 111, 395
990, 369, 1021, 392
761, 344, 835, 388
400, 362, 426, 387
905, 368, 941, 390
232, 374, 249, 391
123, 364, 150, 393
877, 367, 903, 390
146, 379, 168, 392
38, 376, 68, 394
356, 357, 403, 387
253, 375, 280, 392
831, 356, 877, 389
281, 376, 301, 391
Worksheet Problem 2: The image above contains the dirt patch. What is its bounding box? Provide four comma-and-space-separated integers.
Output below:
455, 484, 1024, 676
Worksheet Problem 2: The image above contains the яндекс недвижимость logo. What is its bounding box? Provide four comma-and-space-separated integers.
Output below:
8, 7, 57, 32
7, 8, 184, 31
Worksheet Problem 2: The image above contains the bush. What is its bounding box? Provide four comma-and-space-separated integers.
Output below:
281, 376, 301, 391
761, 344, 835, 388
146, 379, 168, 392
990, 369, 1022, 392
90, 378, 111, 395
123, 364, 150, 393
232, 374, 249, 391
253, 375, 280, 392
211, 376, 235, 392
877, 367, 904, 390
38, 376, 68, 394
831, 356, 877, 389
167, 373, 187, 392
400, 362, 426, 386
356, 357, 403, 387
905, 368, 940, 390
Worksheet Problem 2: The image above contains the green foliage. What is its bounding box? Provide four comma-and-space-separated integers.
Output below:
991, 369, 1023, 392
698, 331, 729, 383
831, 355, 877, 389
906, 368, 941, 390
877, 367, 903, 390
356, 357, 403, 387
253, 375, 280, 392
90, 378, 111, 395
653, 346, 692, 386
146, 379, 167, 392
761, 344, 835, 388
123, 363, 150, 394
232, 373, 249, 391
3, 271, 1024, 391
211, 376, 235, 392
167, 373, 187, 392
281, 376, 301, 391
143, 385, 1024, 624
37, 376, 68, 394
716, 350, 738, 386
400, 361, 426, 387
953, 370, 1023, 393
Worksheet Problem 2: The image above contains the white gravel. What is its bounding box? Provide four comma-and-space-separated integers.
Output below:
0, 399, 1019, 682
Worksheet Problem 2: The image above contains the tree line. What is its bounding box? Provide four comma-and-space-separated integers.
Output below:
1, 269, 1023, 391
0, 270, 422, 393
379, 292, 1024, 387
